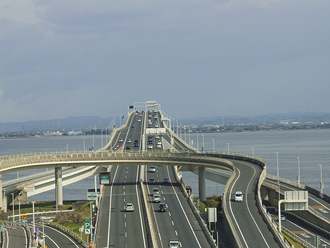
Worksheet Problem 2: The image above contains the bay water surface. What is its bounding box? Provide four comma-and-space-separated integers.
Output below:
0, 129, 329, 201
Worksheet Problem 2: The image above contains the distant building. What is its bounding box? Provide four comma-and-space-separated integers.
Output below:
44, 131, 63, 136
68, 130, 83, 136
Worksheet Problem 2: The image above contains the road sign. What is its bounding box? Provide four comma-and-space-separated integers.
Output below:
84, 219, 91, 234
0, 225, 1, 231
35, 231, 40, 236
22, 214, 27, 220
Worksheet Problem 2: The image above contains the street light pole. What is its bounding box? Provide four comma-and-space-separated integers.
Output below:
252, 147, 254, 156
83, 138, 86, 152
188, 127, 191, 146
276, 152, 280, 204
202, 134, 204, 152
197, 131, 199, 151
227, 143, 229, 154
11, 193, 14, 222
320, 164, 324, 194
66, 144, 68, 153
18, 193, 21, 223
32, 201, 36, 246
212, 139, 214, 153
297, 157, 300, 185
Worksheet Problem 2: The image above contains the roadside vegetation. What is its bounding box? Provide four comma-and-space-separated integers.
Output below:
193, 195, 221, 214
3, 201, 92, 243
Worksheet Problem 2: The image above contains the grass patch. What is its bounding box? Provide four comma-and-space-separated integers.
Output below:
51, 201, 93, 243
282, 232, 306, 248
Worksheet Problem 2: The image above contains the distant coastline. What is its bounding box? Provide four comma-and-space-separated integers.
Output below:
1, 122, 329, 139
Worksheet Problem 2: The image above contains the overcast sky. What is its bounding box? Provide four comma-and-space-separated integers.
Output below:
1, 0, 329, 123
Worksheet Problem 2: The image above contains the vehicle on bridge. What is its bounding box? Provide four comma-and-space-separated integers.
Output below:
169, 239, 180, 248
153, 194, 161, 203
235, 191, 243, 201
125, 203, 134, 212
159, 203, 167, 212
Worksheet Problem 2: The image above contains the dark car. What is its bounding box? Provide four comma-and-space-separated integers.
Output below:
163, 177, 170, 184
126, 146, 131, 150
135, 143, 139, 147
149, 178, 155, 184
131, 125, 135, 128
134, 140, 139, 143
159, 203, 167, 212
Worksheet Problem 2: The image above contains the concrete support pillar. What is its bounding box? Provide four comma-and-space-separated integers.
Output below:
55, 167, 63, 207
198, 167, 206, 202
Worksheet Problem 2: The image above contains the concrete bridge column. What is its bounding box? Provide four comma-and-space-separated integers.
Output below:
198, 167, 206, 202
55, 167, 63, 207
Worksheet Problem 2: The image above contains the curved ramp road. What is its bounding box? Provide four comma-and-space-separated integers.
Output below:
1, 225, 28, 248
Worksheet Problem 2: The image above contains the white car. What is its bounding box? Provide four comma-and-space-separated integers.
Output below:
125, 203, 134, 212
235, 191, 243, 201
126, 139, 131, 143
148, 144, 153, 149
149, 166, 156, 172
138, 119, 141, 122
153, 194, 161, 203
152, 188, 160, 195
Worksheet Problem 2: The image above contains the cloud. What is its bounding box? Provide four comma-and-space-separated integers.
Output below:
0, 0, 49, 25
0, 0, 330, 122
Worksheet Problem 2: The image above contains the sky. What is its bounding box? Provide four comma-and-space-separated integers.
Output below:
1, 0, 330, 123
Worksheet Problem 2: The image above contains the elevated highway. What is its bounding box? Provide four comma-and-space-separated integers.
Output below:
1, 103, 330, 247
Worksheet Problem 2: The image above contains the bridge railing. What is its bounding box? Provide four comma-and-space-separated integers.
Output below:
0, 151, 236, 175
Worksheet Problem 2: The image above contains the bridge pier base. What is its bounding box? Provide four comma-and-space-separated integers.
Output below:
198, 167, 206, 202
55, 167, 64, 207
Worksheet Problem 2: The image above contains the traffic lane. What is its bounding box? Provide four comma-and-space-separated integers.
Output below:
229, 160, 280, 248
2, 225, 27, 248
147, 166, 178, 248
162, 167, 209, 248
109, 165, 146, 248
149, 166, 210, 248
95, 181, 111, 248
42, 225, 83, 248
165, 166, 211, 248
